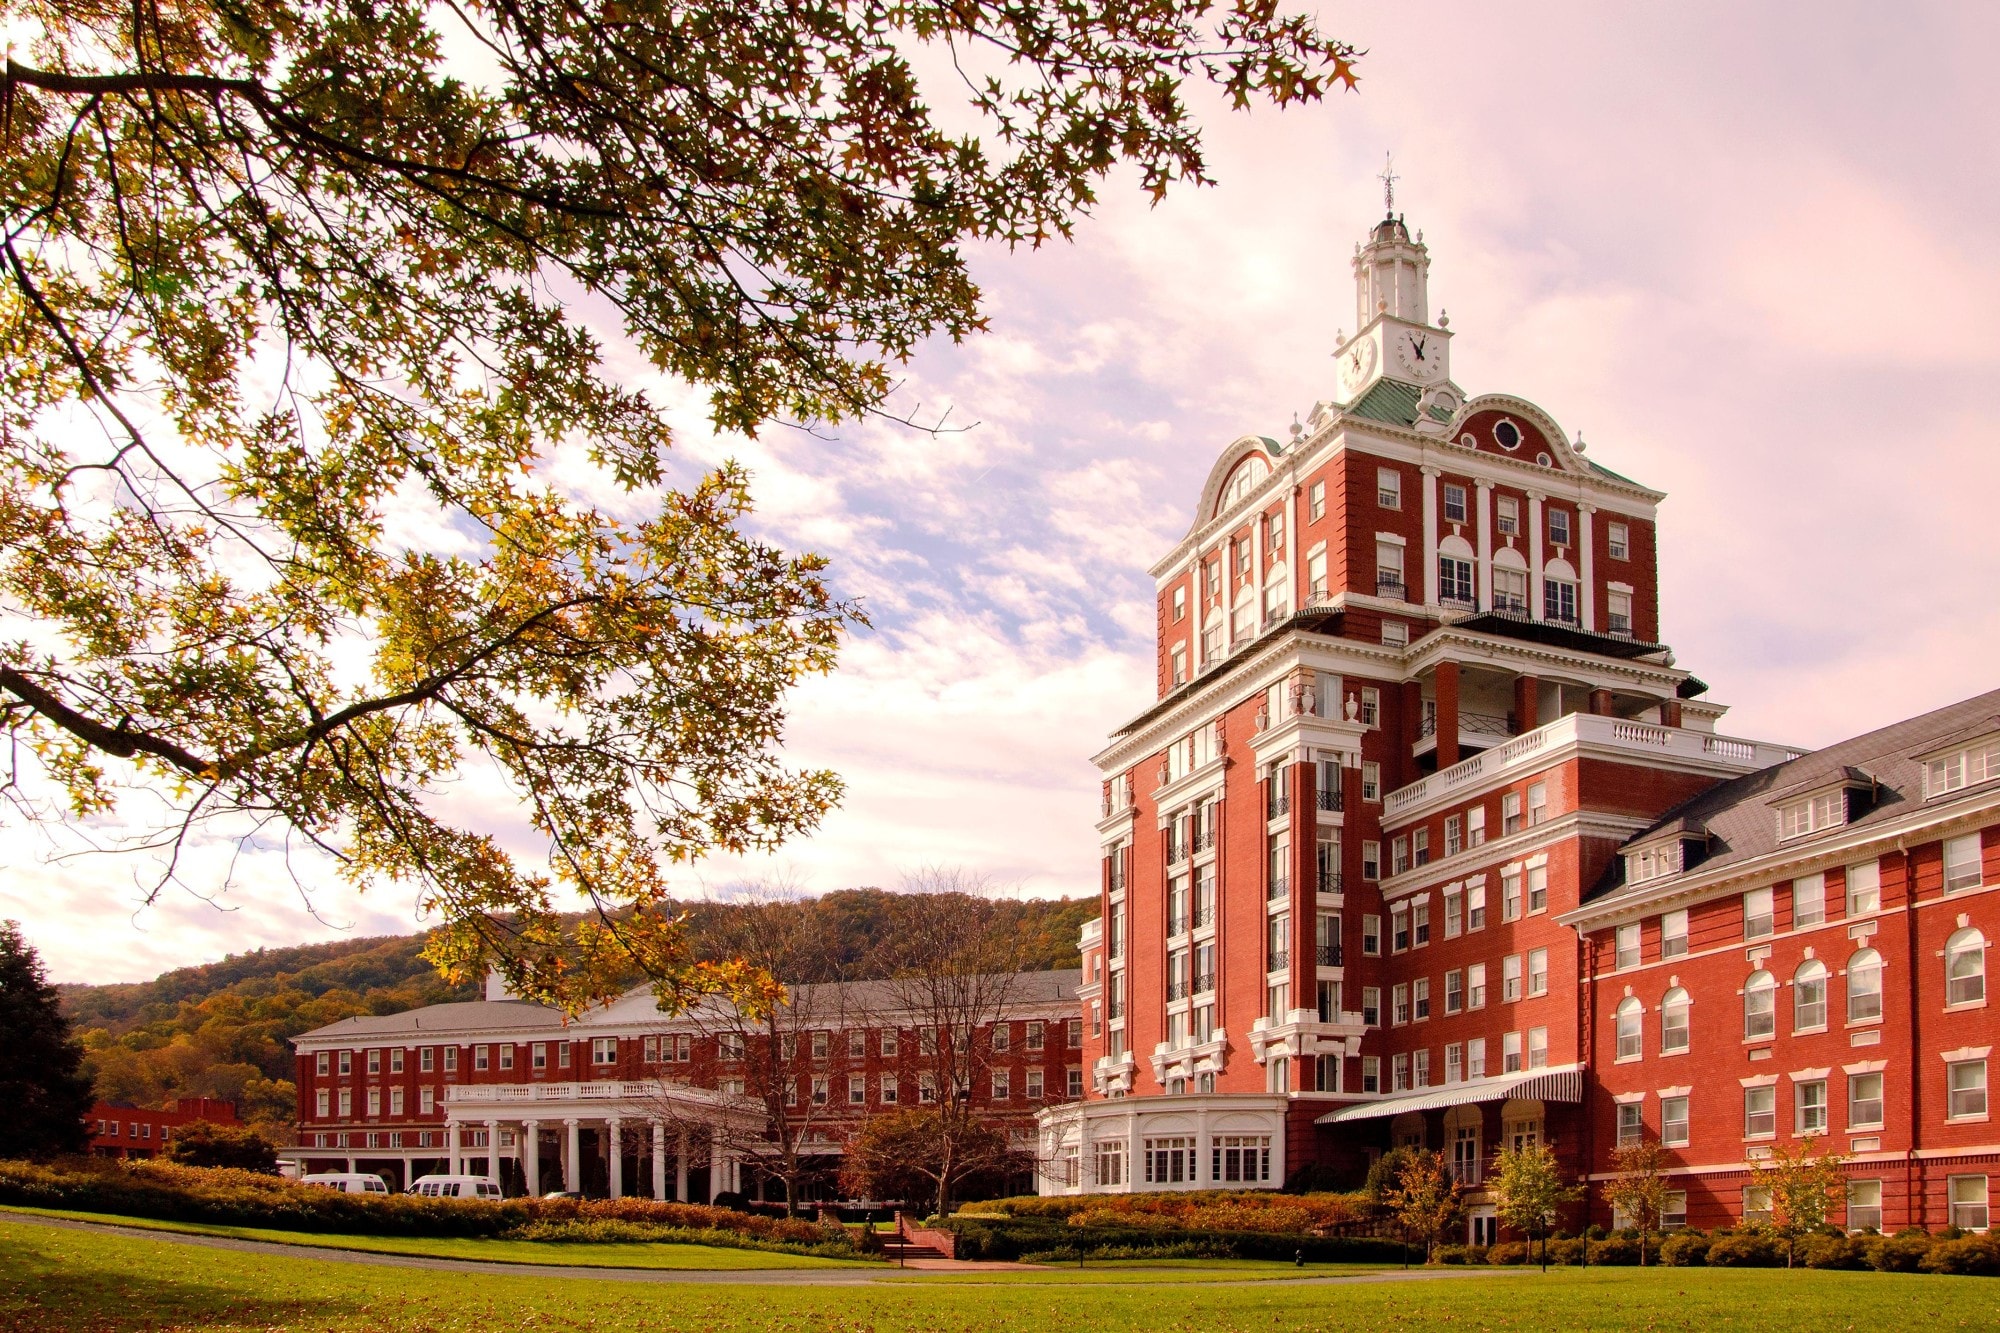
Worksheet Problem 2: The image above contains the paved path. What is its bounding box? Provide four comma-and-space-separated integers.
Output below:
3, 1211, 1507, 1288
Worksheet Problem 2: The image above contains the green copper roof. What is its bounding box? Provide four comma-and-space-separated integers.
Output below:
1346, 377, 1423, 426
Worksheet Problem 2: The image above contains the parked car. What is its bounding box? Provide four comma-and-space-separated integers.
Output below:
299, 1172, 390, 1195
407, 1174, 504, 1200
541, 1190, 585, 1200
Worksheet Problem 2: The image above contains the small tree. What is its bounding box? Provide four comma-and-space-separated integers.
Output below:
1603, 1138, 1674, 1266
0, 922, 95, 1159
1748, 1138, 1847, 1267
1384, 1149, 1462, 1262
840, 1108, 1025, 1218
167, 1121, 279, 1173
1490, 1142, 1582, 1270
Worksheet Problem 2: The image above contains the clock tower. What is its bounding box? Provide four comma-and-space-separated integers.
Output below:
1334, 209, 1453, 402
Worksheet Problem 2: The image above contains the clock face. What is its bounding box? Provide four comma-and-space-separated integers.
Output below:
1394, 328, 1445, 380
1338, 336, 1378, 395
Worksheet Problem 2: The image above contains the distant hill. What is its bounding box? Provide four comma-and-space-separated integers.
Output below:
60, 890, 1095, 1135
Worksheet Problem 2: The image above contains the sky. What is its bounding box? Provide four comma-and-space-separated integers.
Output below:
11, 2, 2000, 984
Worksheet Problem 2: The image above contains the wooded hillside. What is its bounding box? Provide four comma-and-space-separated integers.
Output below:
62, 891, 1094, 1136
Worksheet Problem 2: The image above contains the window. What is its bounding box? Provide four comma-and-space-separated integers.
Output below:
1496, 495, 1519, 534
1608, 522, 1629, 560
446, 1047, 459, 1072
366, 1089, 381, 1117
1467, 963, 1487, 1009
1662, 987, 1691, 1054
1362, 914, 1381, 955
1548, 508, 1571, 546
1467, 881, 1487, 931
1362, 986, 1381, 1027
1527, 1026, 1548, 1068
1446, 1043, 1464, 1083
1503, 1032, 1524, 1073
1502, 954, 1523, 1003
1440, 555, 1474, 605
1145, 1136, 1195, 1184
1443, 483, 1468, 524
1743, 970, 1776, 1040
1392, 1053, 1410, 1091
1362, 1056, 1381, 1092
1849, 1072, 1884, 1129
1445, 818, 1464, 862
1949, 1176, 1990, 1231
367, 1049, 381, 1075
1744, 887, 1774, 940
1849, 1180, 1883, 1233
1617, 1101, 1644, 1148
1414, 829, 1431, 870
1067, 1018, 1082, 1048
1026, 1020, 1045, 1051
1392, 904, 1410, 951
1663, 1191, 1688, 1230
1744, 1186, 1773, 1223
1309, 479, 1326, 521
719, 1032, 744, 1061
1493, 565, 1528, 614
1924, 739, 2000, 798
1502, 792, 1523, 837
473, 1045, 488, 1071
989, 1069, 1010, 1100
592, 1037, 617, 1065
1606, 588, 1634, 637
1170, 642, 1188, 684
1744, 1085, 1777, 1138
1363, 841, 1381, 882
1948, 1059, 1988, 1120
1381, 620, 1409, 647
315, 1089, 329, 1117
1212, 1135, 1272, 1184
531, 1043, 546, 1070
1847, 861, 1881, 915
390, 1048, 405, 1074
1413, 897, 1432, 944
1795, 960, 1829, 1031
338, 1089, 352, 1117
1947, 928, 1987, 1006
844, 1075, 865, 1106
1446, 969, 1464, 1014
1662, 1095, 1690, 1147
1544, 577, 1577, 624
1307, 549, 1328, 600
991, 1023, 1011, 1053
1376, 541, 1406, 597
1393, 984, 1410, 1026
1793, 873, 1826, 928
1068, 1067, 1085, 1097
316, 1051, 330, 1076
1626, 840, 1680, 885
643, 1035, 660, 1063
1796, 1079, 1829, 1135
1661, 909, 1689, 959
1528, 785, 1549, 830
1467, 1038, 1487, 1079
419, 1087, 435, 1115
1778, 790, 1845, 841
1502, 867, 1522, 920
1172, 586, 1186, 622
1615, 923, 1641, 970
1527, 947, 1549, 996
1377, 468, 1402, 509
1847, 949, 1884, 1022
918, 1074, 937, 1104
1468, 807, 1486, 848
1615, 997, 1643, 1060
1945, 835, 1984, 893
1361, 692, 1381, 728
1414, 977, 1432, 1021
498, 1045, 513, 1071
844, 1028, 865, 1059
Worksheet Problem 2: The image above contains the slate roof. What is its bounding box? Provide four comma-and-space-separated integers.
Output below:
301, 999, 561, 1040
1585, 686, 2000, 907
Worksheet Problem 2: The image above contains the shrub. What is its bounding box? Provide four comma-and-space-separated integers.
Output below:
1705, 1232, 1785, 1268
1434, 1244, 1485, 1265
1485, 1241, 1531, 1266
945, 1214, 1406, 1265
1921, 1236, 2000, 1277
957, 1190, 1373, 1234
1801, 1234, 1866, 1270
1658, 1231, 1710, 1267
1866, 1234, 1933, 1273
1543, 1237, 1584, 1266
1587, 1235, 1640, 1266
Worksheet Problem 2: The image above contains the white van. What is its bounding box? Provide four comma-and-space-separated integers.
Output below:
299, 1172, 390, 1195
407, 1174, 504, 1200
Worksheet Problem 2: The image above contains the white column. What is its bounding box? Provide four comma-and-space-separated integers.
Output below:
563, 1118, 581, 1193
1578, 504, 1597, 632
709, 1135, 726, 1202
1421, 466, 1440, 606
607, 1118, 624, 1199
652, 1123, 668, 1201
1125, 1110, 1142, 1195
1194, 1105, 1210, 1188
1284, 484, 1300, 615
483, 1119, 499, 1183
1527, 491, 1546, 620
676, 1131, 690, 1202
345, 1155, 356, 1173
446, 1120, 460, 1175
1475, 481, 1494, 611
522, 1120, 540, 1197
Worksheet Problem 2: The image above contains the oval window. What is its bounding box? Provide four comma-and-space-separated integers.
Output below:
1493, 420, 1522, 451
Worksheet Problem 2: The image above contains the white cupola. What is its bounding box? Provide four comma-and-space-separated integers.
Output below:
1352, 213, 1430, 328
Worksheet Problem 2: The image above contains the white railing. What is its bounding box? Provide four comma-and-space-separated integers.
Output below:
446, 1081, 658, 1104
1383, 713, 1802, 821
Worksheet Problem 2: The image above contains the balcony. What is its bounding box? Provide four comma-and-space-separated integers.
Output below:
1108, 997, 1125, 1020
1375, 573, 1408, 600
1267, 876, 1289, 902
1167, 916, 1188, 938
1166, 979, 1189, 1002
1193, 972, 1216, 996
1607, 613, 1633, 639
1266, 949, 1290, 971
1491, 593, 1528, 616
1315, 944, 1344, 968
1193, 827, 1216, 852
1418, 709, 1512, 740
1268, 793, 1291, 819
1318, 870, 1343, 895
1315, 786, 1343, 813
1166, 840, 1188, 866
1192, 905, 1214, 929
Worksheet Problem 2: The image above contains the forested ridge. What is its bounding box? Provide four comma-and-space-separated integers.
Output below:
61, 891, 1093, 1135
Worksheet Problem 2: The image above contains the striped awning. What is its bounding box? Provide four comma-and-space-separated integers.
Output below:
1314, 1064, 1584, 1124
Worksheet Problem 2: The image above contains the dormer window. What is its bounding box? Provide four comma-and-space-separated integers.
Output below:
1777, 790, 1845, 841
1625, 840, 1682, 886
1923, 736, 2000, 799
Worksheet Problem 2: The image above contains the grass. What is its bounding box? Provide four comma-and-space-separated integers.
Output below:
0, 1206, 853, 1270
6, 1217, 2000, 1330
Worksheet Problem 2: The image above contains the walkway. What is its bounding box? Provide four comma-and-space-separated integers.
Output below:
4, 1212, 1507, 1288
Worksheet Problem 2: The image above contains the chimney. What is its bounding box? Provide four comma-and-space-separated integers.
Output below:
484, 967, 513, 1002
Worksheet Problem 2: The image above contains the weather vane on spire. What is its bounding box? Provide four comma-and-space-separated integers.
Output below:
1380, 152, 1399, 215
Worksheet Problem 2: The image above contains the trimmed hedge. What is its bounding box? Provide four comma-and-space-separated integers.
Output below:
945, 1213, 1409, 1264
958, 1190, 1374, 1234
0, 1158, 857, 1256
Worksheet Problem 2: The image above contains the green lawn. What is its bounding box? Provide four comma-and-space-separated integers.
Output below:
0, 1206, 854, 1270
7, 1217, 2000, 1330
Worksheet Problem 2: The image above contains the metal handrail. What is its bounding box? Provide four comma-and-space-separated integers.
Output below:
1316, 944, 1344, 967
1267, 877, 1289, 901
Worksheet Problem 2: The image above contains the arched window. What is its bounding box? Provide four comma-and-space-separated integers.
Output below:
1438, 535, 1475, 607
1743, 970, 1777, 1040
1847, 948, 1884, 1022
1794, 959, 1829, 1031
1660, 987, 1691, 1054
1615, 997, 1644, 1060
1947, 928, 1987, 1008
1543, 557, 1579, 625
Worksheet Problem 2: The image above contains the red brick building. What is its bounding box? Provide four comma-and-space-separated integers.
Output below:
286, 972, 1085, 1200
89, 1097, 238, 1160
1034, 202, 1995, 1240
